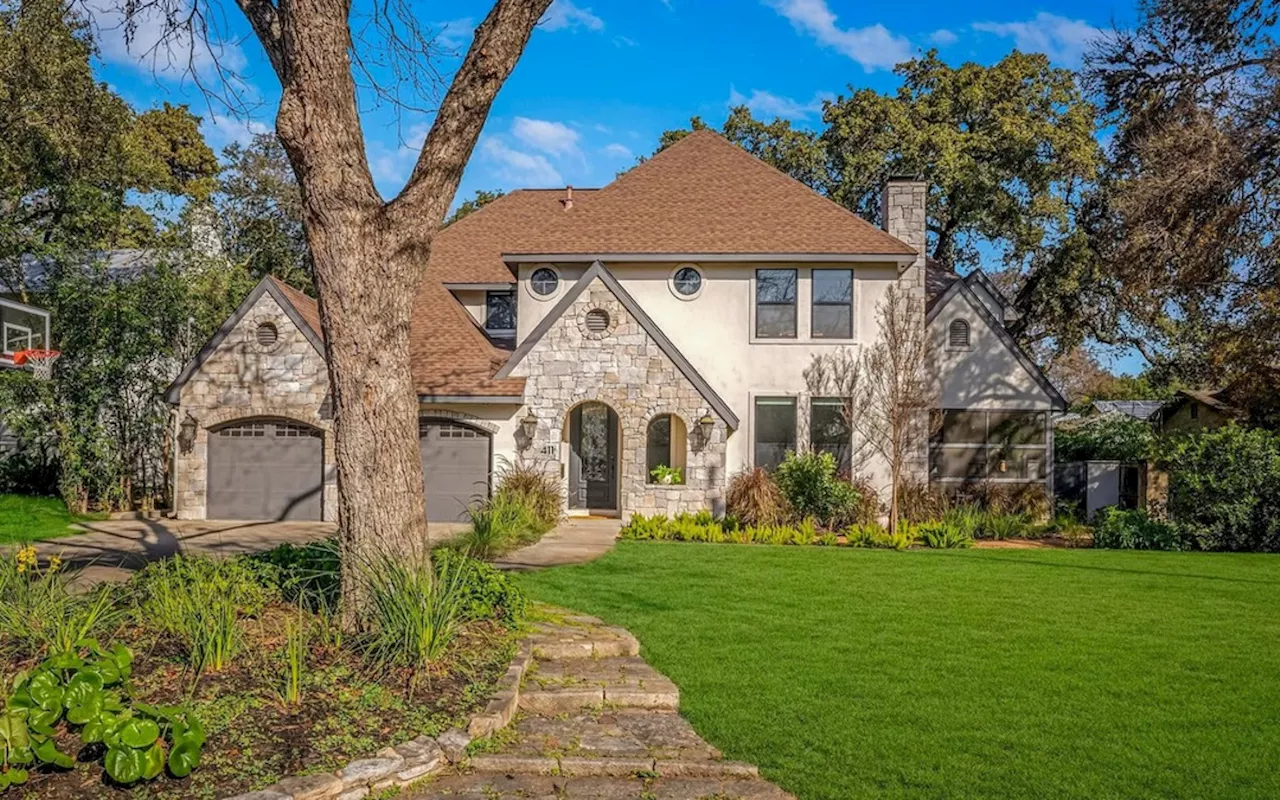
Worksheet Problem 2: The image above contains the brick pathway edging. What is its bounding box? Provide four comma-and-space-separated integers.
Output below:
220, 638, 535, 800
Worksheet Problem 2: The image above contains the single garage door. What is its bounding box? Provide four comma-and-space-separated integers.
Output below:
207, 420, 324, 520
420, 419, 491, 522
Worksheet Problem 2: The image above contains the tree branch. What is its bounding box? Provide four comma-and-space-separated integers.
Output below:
390, 0, 553, 227
234, 0, 286, 78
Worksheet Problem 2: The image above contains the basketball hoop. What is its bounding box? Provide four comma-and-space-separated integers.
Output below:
14, 349, 61, 380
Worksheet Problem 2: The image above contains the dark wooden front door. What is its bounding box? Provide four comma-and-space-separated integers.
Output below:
568, 402, 618, 510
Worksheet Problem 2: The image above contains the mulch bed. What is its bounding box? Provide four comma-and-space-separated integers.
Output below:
2, 603, 516, 799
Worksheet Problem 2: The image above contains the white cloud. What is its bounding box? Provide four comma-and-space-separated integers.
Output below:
973, 12, 1102, 65
541, 0, 605, 32
763, 0, 911, 72
433, 17, 475, 51
367, 123, 432, 190
930, 29, 958, 46
613, 35, 638, 47
204, 114, 270, 150
512, 117, 582, 158
480, 139, 564, 186
727, 86, 832, 120
603, 143, 633, 159
82, 0, 245, 78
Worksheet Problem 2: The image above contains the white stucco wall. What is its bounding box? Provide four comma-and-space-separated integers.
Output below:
931, 289, 1057, 410
515, 260, 904, 476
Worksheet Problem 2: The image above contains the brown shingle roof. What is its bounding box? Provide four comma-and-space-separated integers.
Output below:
267, 276, 323, 340
505, 130, 916, 256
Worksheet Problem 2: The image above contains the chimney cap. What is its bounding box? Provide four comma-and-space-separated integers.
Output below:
885, 174, 924, 183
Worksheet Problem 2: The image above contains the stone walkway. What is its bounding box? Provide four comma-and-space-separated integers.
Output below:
406, 612, 791, 799
494, 517, 622, 571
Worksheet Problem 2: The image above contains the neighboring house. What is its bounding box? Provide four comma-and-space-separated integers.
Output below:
1158, 389, 1242, 432
165, 131, 1065, 524
1088, 400, 1165, 422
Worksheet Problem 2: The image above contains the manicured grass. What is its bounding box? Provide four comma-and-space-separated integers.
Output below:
0, 494, 102, 544
518, 542, 1280, 799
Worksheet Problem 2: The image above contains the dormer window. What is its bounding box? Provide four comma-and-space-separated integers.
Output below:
948, 319, 971, 350
485, 291, 515, 339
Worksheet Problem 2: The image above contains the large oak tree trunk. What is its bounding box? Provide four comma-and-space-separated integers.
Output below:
244, 0, 553, 618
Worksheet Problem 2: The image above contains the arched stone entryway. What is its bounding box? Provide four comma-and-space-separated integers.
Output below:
563, 401, 621, 513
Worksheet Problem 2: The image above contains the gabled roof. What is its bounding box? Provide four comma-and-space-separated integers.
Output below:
503, 131, 915, 257
926, 276, 1067, 410
163, 276, 324, 404
494, 261, 740, 429
1093, 400, 1165, 421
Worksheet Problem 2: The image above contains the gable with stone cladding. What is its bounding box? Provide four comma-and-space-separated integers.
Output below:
507, 276, 730, 518
173, 290, 336, 520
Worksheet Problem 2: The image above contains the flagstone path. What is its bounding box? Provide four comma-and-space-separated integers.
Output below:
405, 612, 791, 799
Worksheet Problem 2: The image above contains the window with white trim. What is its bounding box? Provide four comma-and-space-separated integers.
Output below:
755, 269, 797, 339
811, 270, 853, 339
754, 397, 797, 470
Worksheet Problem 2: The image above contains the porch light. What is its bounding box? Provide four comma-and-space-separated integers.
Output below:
698, 414, 714, 444
521, 411, 538, 444
178, 413, 199, 454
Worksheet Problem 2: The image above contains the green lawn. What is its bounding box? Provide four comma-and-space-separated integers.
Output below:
0, 494, 101, 544
518, 542, 1280, 800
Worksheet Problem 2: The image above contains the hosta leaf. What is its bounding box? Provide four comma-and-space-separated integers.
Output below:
108, 644, 133, 676
141, 742, 164, 780
86, 659, 122, 686
33, 736, 74, 769
27, 706, 60, 736
167, 741, 201, 778
105, 747, 145, 784
27, 672, 64, 711
1, 768, 28, 786
0, 712, 30, 749
66, 693, 103, 725
7, 746, 34, 766
44, 652, 83, 671
118, 718, 160, 749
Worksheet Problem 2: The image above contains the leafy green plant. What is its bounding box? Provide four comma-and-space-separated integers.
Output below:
1093, 508, 1181, 551
649, 464, 683, 485
918, 521, 974, 549
133, 556, 276, 673
726, 468, 791, 526
255, 538, 340, 611
842, 523, 884, 548
1056, 414, 1156, 462
0, 547, 120, 658
773, 451, 864, 527
982, 513, 1031, 541
431, 548, 528, 624
279, 613, 306, 707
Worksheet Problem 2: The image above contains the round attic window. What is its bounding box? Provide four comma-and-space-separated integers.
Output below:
530, 266, 560, 297
255, 322, 279, 348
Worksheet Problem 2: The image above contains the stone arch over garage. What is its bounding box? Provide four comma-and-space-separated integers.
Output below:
417, 408, 500, 435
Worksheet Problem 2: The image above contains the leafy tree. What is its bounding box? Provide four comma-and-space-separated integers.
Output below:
0, 0, 217, 295
1074, 0, 1280, 384
445, 189, 505, 226
217, 133, 312, 292
1055, 414, 1157, 462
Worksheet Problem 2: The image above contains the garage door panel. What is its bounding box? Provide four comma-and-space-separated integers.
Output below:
208, 421, 323, 521
420, 420, 491, 523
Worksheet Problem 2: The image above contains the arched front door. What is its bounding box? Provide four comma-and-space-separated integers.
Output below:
568, 402, 619, 512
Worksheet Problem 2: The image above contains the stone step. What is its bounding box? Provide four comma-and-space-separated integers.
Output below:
499, 711, 721, 762
464, 753, 762, 779
407, 771, 794, 799
520, 656, 680, 714
527, 621, 640, 660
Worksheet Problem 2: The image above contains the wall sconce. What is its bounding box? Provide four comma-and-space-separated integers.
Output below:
520, 411, 538, 447
698, 414, 714, 447
178, 412, 199, 454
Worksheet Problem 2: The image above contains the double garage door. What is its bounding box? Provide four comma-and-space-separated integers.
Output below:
206, 418, 490, 522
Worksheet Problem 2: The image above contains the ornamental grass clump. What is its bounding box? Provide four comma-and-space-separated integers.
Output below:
133, 556, 276, 674
493, 458, 562, 533
726, 468, 791, 526
359, 549, 466, 676
0, 546, 119, 658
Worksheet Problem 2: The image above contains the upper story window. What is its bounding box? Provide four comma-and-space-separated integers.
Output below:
485, 291, 515, 337
948, 319, 971, 349
530, 267, 559, 297
755, 269, 797, 339
812, 269, 853, 339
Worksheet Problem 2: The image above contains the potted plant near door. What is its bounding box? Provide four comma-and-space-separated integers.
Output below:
650, 465, 683, 485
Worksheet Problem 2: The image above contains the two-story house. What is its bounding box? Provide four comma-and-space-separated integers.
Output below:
165, 131, 1064, 523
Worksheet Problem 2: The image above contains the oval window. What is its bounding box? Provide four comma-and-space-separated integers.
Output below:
672, 266, 702, 297
530, 267, 559, 297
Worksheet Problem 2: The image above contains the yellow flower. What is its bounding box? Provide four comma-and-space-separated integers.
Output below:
48, 555, 63, 573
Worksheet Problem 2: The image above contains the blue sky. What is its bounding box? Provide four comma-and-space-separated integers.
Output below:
87, 0, 1143, 370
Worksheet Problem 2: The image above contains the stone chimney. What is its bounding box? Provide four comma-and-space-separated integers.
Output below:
561, 185, 574, 211
880, 176, 927, 306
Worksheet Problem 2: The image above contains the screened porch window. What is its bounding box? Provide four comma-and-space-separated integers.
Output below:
930, 409, 1047, 481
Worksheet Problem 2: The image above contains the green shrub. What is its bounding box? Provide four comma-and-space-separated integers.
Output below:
845, 475, 881, 525
431, 548, 527, 624
358, 550, 464, 674
457, 492, 537, 560
1056, 414, 1156, 462
1093, 508, 1181, 550
773, 451, 865, 527
254, 538, 340, 611
982, 513, 1032, 541
0, 546, 120, 658
842, 523, 883, 548
620, 513, 670, 540
493, 458, 561, 533
919, 520, 974, 549
726, 468, 791, 526
133, 556, 276, 673
1158, 424, 1280, 552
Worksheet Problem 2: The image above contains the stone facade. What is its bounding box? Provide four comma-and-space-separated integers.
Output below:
881, 177, 928, 307
175, 292, 336, 520
510, 277, 731, 519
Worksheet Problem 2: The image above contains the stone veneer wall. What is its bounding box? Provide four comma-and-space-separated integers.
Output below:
175, 293, 336, 520
510, 277, 730, 519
